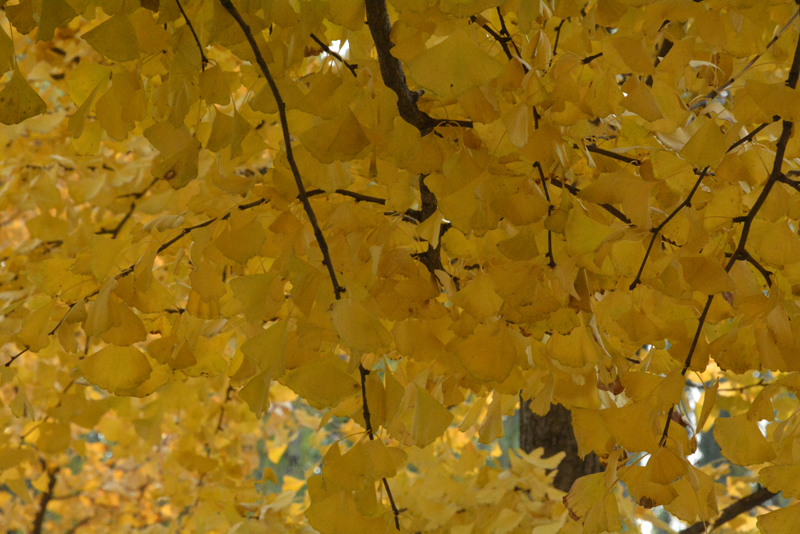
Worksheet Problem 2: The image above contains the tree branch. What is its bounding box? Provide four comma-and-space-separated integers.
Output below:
680, 486, 777, 534
310, 33, 358, 76
175, 0, 208, 69
360, 364, 401, 530
662, 28, 800, 446
32, 465, 60, 534
630, 167, 708, 290
534, 162, 555, 267
218, 0, 344, 299
365, 0, 472, 133
549, 178, 632, 224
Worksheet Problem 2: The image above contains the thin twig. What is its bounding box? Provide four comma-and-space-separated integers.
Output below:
175, 0, 208, 69
534, 162, 555, 267
310, 33, 358, 76
584, 144, 641, 165
727, 120, 776, 153
630, 167, 708, 290
96, 202, 135, 238
218, 0, 344, 299
549, 178, 632, 224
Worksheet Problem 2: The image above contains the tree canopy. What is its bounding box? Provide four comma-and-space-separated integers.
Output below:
1, 0, 800, 533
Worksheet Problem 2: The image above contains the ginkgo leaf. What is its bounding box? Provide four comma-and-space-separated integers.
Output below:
238, 370, 271, 418
410, 384, 454, 448
408, 31, 504, 97
281, 356, 360, 409
757, 502, 800, 534
760, 463, 800, 499
563, 472, 622, 534
82, 13, 140, 62
37, 0, 77, 42
330, 299, 392, 354
82, 345, 153, 395
714, 414, 776, 465
0, 67, 47, 125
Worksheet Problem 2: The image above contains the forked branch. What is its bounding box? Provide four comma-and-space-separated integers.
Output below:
630, 167, 709, 290
661, 26, 800, 446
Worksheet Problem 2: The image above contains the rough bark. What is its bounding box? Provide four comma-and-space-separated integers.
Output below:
519, 399, 602, 492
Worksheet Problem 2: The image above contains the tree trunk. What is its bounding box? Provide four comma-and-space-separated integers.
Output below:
519, 398, 603, 492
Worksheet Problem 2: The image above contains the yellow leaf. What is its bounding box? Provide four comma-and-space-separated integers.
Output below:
696, 380, 718, 432
37, 0, 77, 42
31, 422, 71, 454
215, 216, 267, 264
82, 13, 140, 62
0, 67, 46, 125
450, 274, 503, 320
714, 414, 776, 466
679, 255, 735, 295
240, 320, 287, 375
82, 345, 153, 395
330, 299, 392, 354
17, 299, 54, 352
757, 502, 800, 534
408, 32, 504, 97
300, 111, 369, 163
454, 321, 520, 383
565, 207, 615, 257
91, 234, 126, 281
238, 370, 271, 418
679, 118, 726, 168
563, 472, 622, 534
410, 384, 454, 447
281, 356, 360, 409
664, 466, 718, 523
760, 463, 800, 499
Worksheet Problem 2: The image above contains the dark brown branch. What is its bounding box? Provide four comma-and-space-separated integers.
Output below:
305, 188, 423, 221
582, 52, 603, 65
119, 176, 159, 199
218, 0, 344, 299
175, 0, 208, 69
5, 346, 28, 367
552, 19, 566, 59
680, 486, 777, 534
64, 517, 92, 534
365, 0, 472, 133
727, 120, 776, 153
663, 29, 800, 447
776, 172, 800, 193
32, 466, 60, 534
534, 162, 555, 267
469, 16, 514, 63
360, 364, 401, 530
97, 202, 135, 238
310, 33, 358, 76
630, 167, 708, 290
660, 293, 714, 446
417, 178, 446, 278
496, 8, 524, 62
584, 143, 640, 165
550, 178, 632, 224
